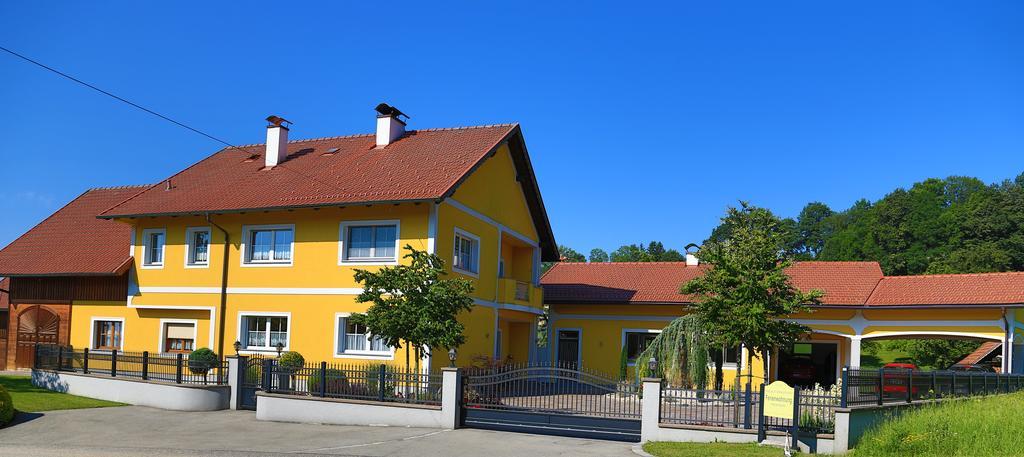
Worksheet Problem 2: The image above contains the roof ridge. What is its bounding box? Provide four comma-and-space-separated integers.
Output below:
882, 270, 1024, 279
228, 124, 520, 150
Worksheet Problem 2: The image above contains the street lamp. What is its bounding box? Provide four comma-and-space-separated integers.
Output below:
275, 341, 284, 357
448, 348, 457, 368
233, 340, 242, 355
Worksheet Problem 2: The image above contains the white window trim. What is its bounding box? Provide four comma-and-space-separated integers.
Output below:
710, 344, 742, 370
338, 220, 402, 266
452, 227, 481, 278
236, 311, 291, 353
332, 312, 395, 360
89, 317, 125, 352
157, 318, 199, 355
140, 228, 166, 269
240, 224, 295, 267
621, 328, 661, 367
184, 227, 212, 269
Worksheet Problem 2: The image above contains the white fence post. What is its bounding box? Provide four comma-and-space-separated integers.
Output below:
441, 367, 462, 429
227, 356, 241, 410
641, 378, 662, 443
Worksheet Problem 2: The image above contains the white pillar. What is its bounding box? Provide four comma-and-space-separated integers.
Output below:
640, 378, 662, 443
848, 337, 862, 369
227, 356, 242, 410
440, 367, 461, 429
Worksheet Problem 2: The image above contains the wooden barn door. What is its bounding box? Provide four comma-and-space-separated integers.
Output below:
15, 306, 60, 369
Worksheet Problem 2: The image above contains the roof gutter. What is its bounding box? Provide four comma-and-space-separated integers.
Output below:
97, 198, 436, 220
206, 213, 230, 358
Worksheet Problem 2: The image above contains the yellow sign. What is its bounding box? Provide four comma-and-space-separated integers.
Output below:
763, 381, 795, 420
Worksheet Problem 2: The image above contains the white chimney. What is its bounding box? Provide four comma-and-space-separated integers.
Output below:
264, 115, 291, 168
375, 103, 408, 147
686, 253, 699, 266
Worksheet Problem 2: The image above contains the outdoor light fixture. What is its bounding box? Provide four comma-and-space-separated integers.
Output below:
233, 340, 242, 355
648, 356, 658, 373
275, 341, 284, 357
448, 348, 457, 368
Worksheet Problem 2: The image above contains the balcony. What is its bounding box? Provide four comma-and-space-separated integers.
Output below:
497, 278, 543, 309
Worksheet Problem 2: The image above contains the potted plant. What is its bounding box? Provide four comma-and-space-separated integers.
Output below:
277, 351, 305, 391
187, 348, 218, 384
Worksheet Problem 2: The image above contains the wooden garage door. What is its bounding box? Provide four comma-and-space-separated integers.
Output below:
15, 306, 60, 369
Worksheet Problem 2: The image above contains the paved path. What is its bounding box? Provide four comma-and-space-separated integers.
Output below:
0, 406, 636, 456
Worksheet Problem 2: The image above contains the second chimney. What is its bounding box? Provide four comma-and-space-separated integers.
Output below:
375, 103, 407, 147
265, 115, 291, 168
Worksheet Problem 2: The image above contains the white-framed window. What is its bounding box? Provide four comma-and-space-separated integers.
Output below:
91, 318, 124, 351
622, 329, 660, 365
241, 225, 294, 266
161, 320, 197, 354
141, 228, 166, 268
710, 345, 741, 368
339, 220, 400, 264
185, 227, 211, 267
453, 228, 480, 276
334, 313, 392, 358
239, 314, 290, 351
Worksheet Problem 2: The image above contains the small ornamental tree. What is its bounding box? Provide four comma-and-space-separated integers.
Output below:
683, 202, 823, 385
187, 348, 218, 376
351, 245, 475, 373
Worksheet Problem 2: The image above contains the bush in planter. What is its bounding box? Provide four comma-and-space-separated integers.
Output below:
0, 385, 13, 427
278, 351, 305, 373
306, 368, 350, 395
187, 348, 219, 375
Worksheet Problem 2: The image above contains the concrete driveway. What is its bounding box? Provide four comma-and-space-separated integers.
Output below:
0, 406, 636, 456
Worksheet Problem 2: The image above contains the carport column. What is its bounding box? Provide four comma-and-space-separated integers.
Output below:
847, 336, 862, 368
441, 367, 462, 429
640, 378, 662, 443
227, 356, 242, 410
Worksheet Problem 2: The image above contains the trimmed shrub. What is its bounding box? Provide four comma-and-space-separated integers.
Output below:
278, 351, 305, 372
0, 384, 13, 427
187, 348, 219, 374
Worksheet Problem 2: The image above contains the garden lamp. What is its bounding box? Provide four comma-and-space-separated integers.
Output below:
448, 348, 457, 368
233, 340, 241, 355
647, 356, 658, 374
275, 341, 284, 357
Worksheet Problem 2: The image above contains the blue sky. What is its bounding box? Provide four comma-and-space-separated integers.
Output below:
1, 2, 1021, 253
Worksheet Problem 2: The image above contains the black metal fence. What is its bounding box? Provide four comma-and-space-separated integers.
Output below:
34, 344, 229, 385
660, 384, 839, 434
263, 359, 443, 406
843, 367, 1024, 406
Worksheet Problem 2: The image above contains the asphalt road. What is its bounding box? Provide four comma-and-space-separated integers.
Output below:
0, 406, 637, 457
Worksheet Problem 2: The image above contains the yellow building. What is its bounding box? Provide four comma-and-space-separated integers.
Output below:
58, 105, 556, 371
541, 259, 1024, 387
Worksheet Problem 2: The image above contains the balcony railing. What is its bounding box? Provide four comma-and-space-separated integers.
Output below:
497, 278, 542, 309
514, 281, 530, 301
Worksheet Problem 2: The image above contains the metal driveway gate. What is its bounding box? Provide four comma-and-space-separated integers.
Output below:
238, 355, 271, 410
461, 364, 641, 442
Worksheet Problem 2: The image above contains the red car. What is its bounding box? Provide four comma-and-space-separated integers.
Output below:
882, 362, 919, 395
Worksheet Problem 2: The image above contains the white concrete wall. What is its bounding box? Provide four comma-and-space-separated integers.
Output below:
32, 370, 229, 411
256, 393, 446, 428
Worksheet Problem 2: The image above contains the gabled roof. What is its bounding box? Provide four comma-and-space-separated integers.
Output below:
956, 341, 1001, 366
97, 124, 558, 261
866, 272, 1024, 306
542, 261, 1024, 307
541, 261, 883, 305
0, 187, 143, 276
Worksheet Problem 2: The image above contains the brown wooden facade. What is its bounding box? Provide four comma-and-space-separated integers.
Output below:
0, 275, 127, 369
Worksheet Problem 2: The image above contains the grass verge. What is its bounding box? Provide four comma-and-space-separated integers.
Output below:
853, 392, 1024, 456
0, 375, 123, 413
643, 442, 783, 457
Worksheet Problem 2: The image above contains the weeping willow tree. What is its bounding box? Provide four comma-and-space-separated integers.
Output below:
634, 315, 713, 388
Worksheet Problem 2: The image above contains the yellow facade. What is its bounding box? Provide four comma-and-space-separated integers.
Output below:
69, 141, 545, 371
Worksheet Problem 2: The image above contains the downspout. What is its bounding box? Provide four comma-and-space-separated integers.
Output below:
207, 214, 230, 357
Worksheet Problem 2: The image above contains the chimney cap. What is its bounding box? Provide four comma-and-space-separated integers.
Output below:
375, 103, 409, 121
266, 115, 293, 128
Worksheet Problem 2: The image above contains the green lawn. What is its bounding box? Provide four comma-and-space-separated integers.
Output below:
852, 392, 1024, 457
860, 341, 933, 370
643, 442, 783, 457
0, 375, 123, 413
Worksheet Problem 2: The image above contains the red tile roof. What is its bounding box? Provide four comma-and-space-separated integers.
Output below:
542, 261, 1024, 307
541, 261, 883, 305
97, 123, 558, 261
101, 125, 517, 215
866, 272, 1024, 306
0, 187, 142, 276
956, 341, 1001, 366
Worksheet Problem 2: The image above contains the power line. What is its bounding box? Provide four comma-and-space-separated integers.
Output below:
0, 44, 237, 148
